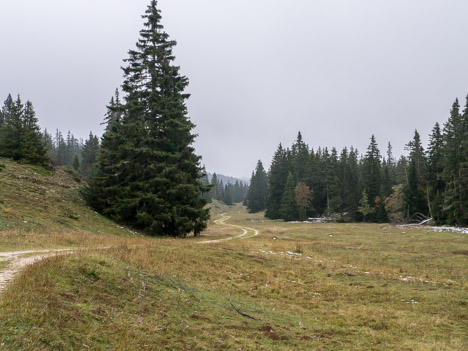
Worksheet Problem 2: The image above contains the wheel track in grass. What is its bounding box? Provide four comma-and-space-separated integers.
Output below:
0, 249, 75, 293
199, 213, 259, 244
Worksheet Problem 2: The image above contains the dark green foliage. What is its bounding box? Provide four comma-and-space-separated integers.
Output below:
362, 135, 382, 208
403, 130, 429, 219
0, 95, 24, 161
265, 144, 290, 219
280, 172, 298, 221
395, 156, 408, 185
290, 132, 309, 181
73, 154, 80, 171
381, 142, 397, 198
80, 132, 100, 179
84, 1, 209, 237
246, 160, 268, 213
0, 95, 48, 165
427, 123, 445, 222
261, 97, 468, 225
223, 185, 233, 206
337, 147, 362, 220
19, 101, 48, 165
231, 180, 249, 204
375, 192, 388, 223
210, 173, 224, 201
303, 149, 327, 217
442, 98, 468, 225
200, 169, 212, 203
404, 158, 428, 219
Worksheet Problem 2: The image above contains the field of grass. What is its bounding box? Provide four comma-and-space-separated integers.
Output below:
0, 160, 467, 350
1, 208, 466, 349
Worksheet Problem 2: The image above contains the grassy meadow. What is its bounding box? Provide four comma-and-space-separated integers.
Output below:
0, 160, 467, 350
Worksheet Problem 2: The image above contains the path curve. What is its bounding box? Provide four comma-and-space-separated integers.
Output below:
199, 214, 259, 244
0, 249, 74, 292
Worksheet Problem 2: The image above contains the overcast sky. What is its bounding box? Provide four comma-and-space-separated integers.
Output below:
1, 0, 468, 178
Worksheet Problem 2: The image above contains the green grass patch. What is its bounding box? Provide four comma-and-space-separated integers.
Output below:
23, 164, 51, 176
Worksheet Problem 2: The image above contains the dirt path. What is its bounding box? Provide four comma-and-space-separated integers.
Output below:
199, 214, 259, 244
0, 249, 73, 292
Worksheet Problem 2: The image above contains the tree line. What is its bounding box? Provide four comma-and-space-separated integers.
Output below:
0, 93, 101, 181
246, 97, 468, 226
202, 173, 249, 205
42, 129, 100, 179
0, 94, 48, 165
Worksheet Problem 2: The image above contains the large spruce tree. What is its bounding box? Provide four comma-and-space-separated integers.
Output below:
85, 1, 210, 236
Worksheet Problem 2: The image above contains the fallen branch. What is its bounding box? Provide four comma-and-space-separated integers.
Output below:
229, 292, 262, 321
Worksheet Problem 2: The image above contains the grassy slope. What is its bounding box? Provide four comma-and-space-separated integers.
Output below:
0, 158, 134, 251
0, 160, 467, 350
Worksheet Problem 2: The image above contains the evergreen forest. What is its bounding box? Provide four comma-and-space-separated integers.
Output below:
246, 98, 468, 226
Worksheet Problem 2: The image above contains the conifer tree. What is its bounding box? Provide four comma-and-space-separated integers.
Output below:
246, 160, 268, 213
81, 132, 100, 179
403, 130, 429, 219
362, 135, 382, 220
303, 149, 327, 216
265, 144, 289, 219
53, 130, 67, 165
375, 192, 388, 223
442, 99, 466, 224
73, 154, 80, 171
200, 169, 212, 203
0, 95, 14, 147
0, 95, 23, 161
426, 123, 445, 221
460, 96, 468, 224
280, 172, 298, 221
396, 156, 408, 185
381, 142, 397, 198
325, 147, 341, 215
85, 1, 210, 236
291, 132, 309, 181
223, 184, 233, 206
358, 190, 374, 222
20, 101, 48, 165
42, 129, 56, 161
404, 158, 428, 219
210, 173, 220, 200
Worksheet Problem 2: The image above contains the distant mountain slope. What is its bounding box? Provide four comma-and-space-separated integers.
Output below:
207, 172, 249, 185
